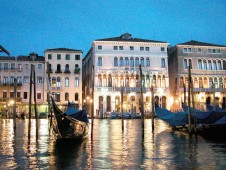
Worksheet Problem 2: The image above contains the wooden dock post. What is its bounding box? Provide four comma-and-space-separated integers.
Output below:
91, 65, 94, 140
187, 66, 192, 133
189, 66, 197, 132
139, 65, 144, 130
213, 82, 216, 111
33, 65, 38, 138
121, 85, 124, 131
151, 85, 155, 132
28, 64, 33, 139
13, 78, 17, 130
46, 62, 52, 133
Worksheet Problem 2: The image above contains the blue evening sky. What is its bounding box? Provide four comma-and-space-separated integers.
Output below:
0, 0, 225, 57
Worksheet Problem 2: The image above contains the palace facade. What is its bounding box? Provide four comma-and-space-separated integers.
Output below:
83, 33, 169, 117
168, 40, 226, 111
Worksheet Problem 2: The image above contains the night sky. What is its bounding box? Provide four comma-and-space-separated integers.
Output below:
1, 0, 225, 56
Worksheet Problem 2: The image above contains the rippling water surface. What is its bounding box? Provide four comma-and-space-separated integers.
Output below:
0, 119, 226, 169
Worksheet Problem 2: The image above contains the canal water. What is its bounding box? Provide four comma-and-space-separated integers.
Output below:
0, 119, 226, 169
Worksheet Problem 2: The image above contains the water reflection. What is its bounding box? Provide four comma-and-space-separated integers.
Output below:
0, 119, 226, 169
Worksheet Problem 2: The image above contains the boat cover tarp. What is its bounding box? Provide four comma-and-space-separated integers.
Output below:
155, 104, 226, 126
206, 104, 225, 112
155, 106, 187, 126
64, 108, 89, 123
214, 116, 226, 125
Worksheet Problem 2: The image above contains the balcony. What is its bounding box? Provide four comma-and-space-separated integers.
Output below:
52, 86, 61, 91
46, 69, 53, 73
55, 70, 62, 73
178, 87, 226, 93
97, 87, 165, 93
64, 70, 71, 73
74, 68, 80, 74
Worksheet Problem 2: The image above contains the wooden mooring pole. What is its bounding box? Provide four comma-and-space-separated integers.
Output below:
151, 85, 155, 132
139, 65, 144, 130
121, 86, 124, 131
13, 78, 17, 130
28, 64, 33, 139
91, 65, 94, 140
33, 66, 38, 138
187, 66, 192, 133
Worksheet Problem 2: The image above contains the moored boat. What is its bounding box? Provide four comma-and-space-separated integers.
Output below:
50, 97, 89, 140
155, 104, 226, 138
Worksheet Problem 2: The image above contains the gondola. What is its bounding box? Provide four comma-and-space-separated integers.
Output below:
155, 104, 226, 138
50, 97, 89, 140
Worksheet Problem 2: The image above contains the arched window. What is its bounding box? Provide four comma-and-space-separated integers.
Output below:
153, 75, 156, 88
98, 74, 102, 87
125, 75, 129, 87
219, 77, 223, 88
75, 93, 78, 101
162, 75, 166, 88
57, 64, 61, 72
75, 77, 79, 87
203, 77, 208, 88
65, 92, 69, 101
65, 77, 69, 87
184, 59, 188, 69
130, 74, 135, 87
157, 75, 161, 87
135, 57, 139, 67
214, 77, 218, 88
56, 77, 61, 87
52, 77, 56, 86
208, 60, 212, 70
198, 59, 202, 70
108, 74, 112, 87
115, 96, 120, 111
65, 64, 69, 71
114, 57, 118, 67
161, 58, 165, 68
120, 57, 124, 67
203, 60, 207, 70
130, 57, 134, 67
74, 64, 80, 73
217, 60, 222, 70
194, 77, 198, 88
199, 77, 203, 88
103, 74, 107, 87
146, 58, 150, 67
213, 60, 217, 70
120, 75, 124, 86
114, 74, 119, 87
107, 96, 111, 112
209, 77, 213, 88
162, 96, 166, 109
141, 57, 144, 67
125, 57, 129, 67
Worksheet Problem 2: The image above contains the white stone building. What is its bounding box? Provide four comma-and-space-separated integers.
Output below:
83, 33, 169, 117
44, 48, 83, 109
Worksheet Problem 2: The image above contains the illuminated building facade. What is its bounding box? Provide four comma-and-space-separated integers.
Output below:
83, 33, 169, 117
44, 48, 83, 109
0, 53, 45, 116
168, 40, 226, 111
